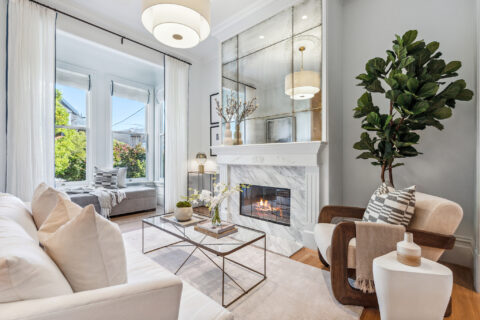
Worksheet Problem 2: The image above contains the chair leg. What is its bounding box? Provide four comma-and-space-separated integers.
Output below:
317, 249, 330, 268
444, 297, 452, 317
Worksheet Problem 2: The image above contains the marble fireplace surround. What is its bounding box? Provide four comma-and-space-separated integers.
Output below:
211, 141, 325, 256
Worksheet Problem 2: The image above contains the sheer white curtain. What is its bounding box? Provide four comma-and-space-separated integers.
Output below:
164, 56, 189, 213
6, 0, 56, 201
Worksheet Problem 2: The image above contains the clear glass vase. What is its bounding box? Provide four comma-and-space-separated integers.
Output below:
211, 206, 221, 226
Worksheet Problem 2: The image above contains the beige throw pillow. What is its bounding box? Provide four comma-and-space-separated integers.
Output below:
41, 201, 127, 292
31, 183, 70, 228
0, 216, 72, 302
38, 196, 83, 242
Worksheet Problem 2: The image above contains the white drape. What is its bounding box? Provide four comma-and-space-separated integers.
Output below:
6, 0, 56, 201
164, 56, 189, 213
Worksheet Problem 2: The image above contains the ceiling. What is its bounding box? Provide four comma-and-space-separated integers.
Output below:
36, 0, 290, 62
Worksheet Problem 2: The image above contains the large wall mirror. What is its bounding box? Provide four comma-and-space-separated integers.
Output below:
221, 0, 322, 145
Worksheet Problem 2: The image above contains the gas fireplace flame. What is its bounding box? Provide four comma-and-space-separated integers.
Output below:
255, 198, 283, 217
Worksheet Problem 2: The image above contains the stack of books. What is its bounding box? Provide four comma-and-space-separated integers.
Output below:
194, 221, 238, 239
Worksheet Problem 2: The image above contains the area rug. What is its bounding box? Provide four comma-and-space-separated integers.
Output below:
123, 227, 363, 320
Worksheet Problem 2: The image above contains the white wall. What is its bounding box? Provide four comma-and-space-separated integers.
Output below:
475, 0, 480, 292
0, 0, 6, 192
341, 0, 477, 266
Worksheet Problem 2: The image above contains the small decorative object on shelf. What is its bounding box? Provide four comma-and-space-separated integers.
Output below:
174, 201, 193, 222
216, 94, 258, 145
195, 152, 207, 173
188, 182, 247, 226
215, 96, 234, 145
396, 232, 421, 266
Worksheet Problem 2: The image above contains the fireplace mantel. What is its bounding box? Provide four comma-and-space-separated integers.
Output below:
211, 141, 326, 167
212, 141, 325, 256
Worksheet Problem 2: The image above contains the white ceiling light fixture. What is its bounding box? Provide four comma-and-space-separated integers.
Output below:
141, 0, 211, 49
285, 46, 320, 100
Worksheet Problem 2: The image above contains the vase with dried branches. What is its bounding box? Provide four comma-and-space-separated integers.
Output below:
215, 96, 235, 145
216, 94, 259, 145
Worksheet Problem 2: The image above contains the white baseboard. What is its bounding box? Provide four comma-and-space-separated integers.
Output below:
439, 235, 474, 268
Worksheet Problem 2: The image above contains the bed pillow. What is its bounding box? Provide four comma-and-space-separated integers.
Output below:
31, 183, 70, 228
41, 201, 127, 292
94, 167, 119, 189
0, 216, 72, 302
0, 193, 39, 242
362, 184, 416, 226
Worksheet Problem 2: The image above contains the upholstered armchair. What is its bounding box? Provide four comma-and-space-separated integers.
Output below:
314, 192, 463, 315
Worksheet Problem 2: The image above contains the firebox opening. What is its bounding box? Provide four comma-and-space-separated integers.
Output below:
240, 185, 291, 226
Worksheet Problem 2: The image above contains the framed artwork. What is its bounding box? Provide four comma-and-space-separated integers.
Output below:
210, 93, 220, 125
266, 116, 295, 143
210, 125, 220, 156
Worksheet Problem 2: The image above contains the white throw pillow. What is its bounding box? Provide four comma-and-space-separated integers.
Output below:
0, 216, 73, 302
42, 202, 127, 292
0, 193, 39, 242
31, 183, 70, 228
117, 167, 127, 188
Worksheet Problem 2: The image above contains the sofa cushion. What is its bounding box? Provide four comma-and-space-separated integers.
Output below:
38, 196, 83, 241
42, 201, 127, 292
0, 194, 38, 242
0, 216, 73, 302
314, 223, 356, 269
31, 183, 70, 228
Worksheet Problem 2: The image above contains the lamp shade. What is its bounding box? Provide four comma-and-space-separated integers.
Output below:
141, 0, 211, 49
284, 70, 321, 100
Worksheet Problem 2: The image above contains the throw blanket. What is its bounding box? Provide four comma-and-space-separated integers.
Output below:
354, 221, 405, 293
91, 188, 126, 218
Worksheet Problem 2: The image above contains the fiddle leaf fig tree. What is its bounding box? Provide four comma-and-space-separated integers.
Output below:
353, 30, 473, 186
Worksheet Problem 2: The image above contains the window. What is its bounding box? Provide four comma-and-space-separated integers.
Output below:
55, 69, 90, 184
111, 81, 150, 180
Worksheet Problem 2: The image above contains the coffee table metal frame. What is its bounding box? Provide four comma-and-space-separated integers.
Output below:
142, 214, 267, 307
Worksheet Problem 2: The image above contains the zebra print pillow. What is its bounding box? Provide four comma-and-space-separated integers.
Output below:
362, 184, 416, 226
94, 167, 119, 189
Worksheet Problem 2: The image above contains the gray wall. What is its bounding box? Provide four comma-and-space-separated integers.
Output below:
0, 0, 6, 193
341, 0, 477, 242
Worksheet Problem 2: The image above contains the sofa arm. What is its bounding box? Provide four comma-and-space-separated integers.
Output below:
318, 205, 366, 223
0, 277, 183, 320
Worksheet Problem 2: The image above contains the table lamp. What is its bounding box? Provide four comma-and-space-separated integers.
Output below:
195, 152, 207, 173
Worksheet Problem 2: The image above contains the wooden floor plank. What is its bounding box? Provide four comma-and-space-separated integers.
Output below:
113, 213, 480, 319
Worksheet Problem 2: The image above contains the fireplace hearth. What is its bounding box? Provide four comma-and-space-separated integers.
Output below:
240, 185, 291, 226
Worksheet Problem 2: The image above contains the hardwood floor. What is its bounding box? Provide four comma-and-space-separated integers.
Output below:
290, 248, 480, 320
113, 212, 480, 319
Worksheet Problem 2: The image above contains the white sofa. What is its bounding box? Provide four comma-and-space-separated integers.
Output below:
0, 197, 233, 320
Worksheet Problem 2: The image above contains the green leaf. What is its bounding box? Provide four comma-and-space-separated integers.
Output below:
366, 79, 385, 93
456, 89, 473, 101
357, 92, 372, 107
417, 82, 439, 98
439, 82, 462, 99
426, 41, 439, 54
443, 61, 461, 74
383, 115, 393, 130
432, 106, 452, 119
402, 30, 418, 46
391, 163, 405, 168
407, 78, 419, 92
406, 41, 425, 54
397, 93, 412, 107
385, 78, 398, 89
367, 112, 381, 127
412, 101, 429, 115
356, 152, 376, 160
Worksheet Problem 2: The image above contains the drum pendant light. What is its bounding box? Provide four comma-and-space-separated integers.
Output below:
141, 0, 211, 49
285, 46, 321, 100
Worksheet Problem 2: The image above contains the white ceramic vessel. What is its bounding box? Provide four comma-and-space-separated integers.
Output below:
174, 207, 193, 221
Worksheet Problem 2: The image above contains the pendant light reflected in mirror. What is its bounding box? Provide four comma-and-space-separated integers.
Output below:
285, 46, 321, 100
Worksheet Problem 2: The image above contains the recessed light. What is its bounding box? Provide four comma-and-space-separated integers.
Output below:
302, 15, 308, 20
259, 35, 265, 39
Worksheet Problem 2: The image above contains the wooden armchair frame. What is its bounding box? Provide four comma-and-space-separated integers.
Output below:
318, 205, 454, 316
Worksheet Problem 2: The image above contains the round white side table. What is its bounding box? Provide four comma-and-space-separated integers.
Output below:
373, 251, 452, 320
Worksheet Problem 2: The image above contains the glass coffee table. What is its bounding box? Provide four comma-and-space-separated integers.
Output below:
142, 214, 267, 307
